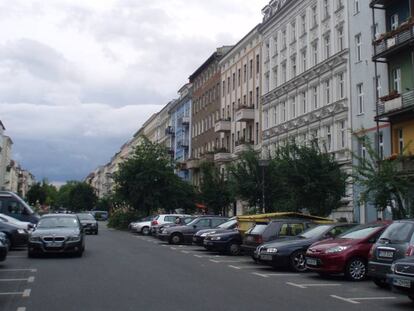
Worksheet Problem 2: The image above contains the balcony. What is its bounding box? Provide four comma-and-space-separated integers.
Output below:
235, 106, 255, 122
213, 149, 232, 163
200, 152, 214, 163
234, 139, 254, 155
186, 158, 200, 170
377, 90, 414, 118
182, 116, 190, 125
177, 139, 189, 149
214, 119, 231, 132
165, 126, 175, 136
373, 21, 414, 61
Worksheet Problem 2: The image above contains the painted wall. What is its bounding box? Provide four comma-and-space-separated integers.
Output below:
388, 50, 414, 92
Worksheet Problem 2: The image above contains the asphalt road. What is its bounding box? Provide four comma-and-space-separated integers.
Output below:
0, 224, 412, 311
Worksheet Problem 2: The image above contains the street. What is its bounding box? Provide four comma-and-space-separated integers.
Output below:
0, 224, 412, 311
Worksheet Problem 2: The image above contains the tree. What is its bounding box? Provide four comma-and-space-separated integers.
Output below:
199, 162, 234, 215
56, 181, 81, 209
353, 136, 412, 219
26, 182, 47, 206
113, 137, 196, 215
67, 182, 97, 212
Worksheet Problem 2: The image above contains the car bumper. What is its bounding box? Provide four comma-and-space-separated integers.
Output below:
305, 254, 347, 274
192, 236, 205, 246
203, 240, 229, 252
28, 240, 83, 254
0, 246, 7, 261
256, 252, 290, 267
83, 226, 98, 234
368, 261, 392, 279
241, 244, 258, 256
158, 233, 170, 241
387, 273, 414, 295
11, 233, 29, 248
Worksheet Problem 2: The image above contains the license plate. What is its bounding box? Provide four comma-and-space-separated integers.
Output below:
47, 243, 62, 248
393, 277, 411, 288
260, 254, 273, 261
306, 258, 317, 266
247, 236, 254, 242
192, 237, 197, 241
378, 250, 394, 259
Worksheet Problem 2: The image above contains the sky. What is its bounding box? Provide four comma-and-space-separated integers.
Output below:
0, 0, 268, 184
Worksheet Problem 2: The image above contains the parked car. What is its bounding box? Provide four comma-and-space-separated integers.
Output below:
203, 228, 252, 256
0, 191, 39, 223
241, 219, 322, 256
255, 223, 356, 272
0, 218, 29, 249
387, 256, 414, 302
150, 214, 191, 235
129, 215, 157, 235
28, 214, 85, 257
193, 218, 238, 246
0, 239, 7, 262
153, 216, 196, 236
77, 213, 99, 235
306, 222, 390, 281
368, 220, 414, 288
0, 213, 34, 230
158, 216, 228, 244
90, 211, 108, 221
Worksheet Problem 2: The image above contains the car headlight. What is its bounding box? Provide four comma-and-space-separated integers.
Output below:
390, 263, 395, 273
325, 245, 349, 254
201, 231, 215, 237
266, 248, 278, 253
211, 236, 221, 241
29, 236, 41, 242
67, 235, 81, 242
17, 229, 26, 234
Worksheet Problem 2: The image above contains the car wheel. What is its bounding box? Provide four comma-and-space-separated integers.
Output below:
373, 277, 389, 288
4, 236, 11, 251
227, 243, 241, 256
169, 233, 182, 245
141, 226, 150, 236
290, 250, 307, 272
345, 258, 367, 281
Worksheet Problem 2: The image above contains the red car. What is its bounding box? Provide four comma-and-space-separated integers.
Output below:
305, 222, 390, 281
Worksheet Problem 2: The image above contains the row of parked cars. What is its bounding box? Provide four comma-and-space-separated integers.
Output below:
129, 213, 414, 302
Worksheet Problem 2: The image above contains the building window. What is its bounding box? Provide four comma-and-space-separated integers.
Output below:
398, 129, 404, 154
340, 121, 346, 148
324, 34, 330, 58
325, 80, 331, 104
222, 81, 225, 96
282, 102, 286, 122
392, 68, 401, 93
354, 0, 359, 14
390, 14, 399, 31
338, 72, 345, 99
326, 125, 332, 151
238, 69, 241, 86
243, 64, 247, 82
336, 0, 343, 10
265, 72, 270, 93
255, 122, 259, 144
323, 0, 329, 19
249, 59, 253, 79
264, 111, 269, 129
357, 83, 364, 114
291, 56, 297, 77
256, 86, 260, 108
282, 62, 287, 83
312, 41, 318, 65
312, 5, 318, 28
291, 22, 296, 42
337, 27, 344, 51
301, 14, 306, 35
313, 86, 318, 109
282, 29, 287, 49
273, 36, 278, 56
256, 54, 260, 74
291, 98, 296, 118
301, 49, 307, 72
355, 34, 362, 62
249, 91, 253, 106
227, 77, 230, 93
273, 106, 277, 125
301, 91, 307, 114
273, 65, 278, 87
232, 73, 236, 90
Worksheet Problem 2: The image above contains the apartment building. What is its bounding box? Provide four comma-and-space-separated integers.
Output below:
188, 46, 232, 186
216, 25, 262, 168
260, 0, 353, 220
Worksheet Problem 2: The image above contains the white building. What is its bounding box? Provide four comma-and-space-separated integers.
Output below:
260, 0, 353, 220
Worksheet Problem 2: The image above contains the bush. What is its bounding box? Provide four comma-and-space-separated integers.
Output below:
107, 209, 142, 230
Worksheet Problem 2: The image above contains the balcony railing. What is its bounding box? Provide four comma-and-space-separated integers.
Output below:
378, 90, 414, 116
177, 139, 189, 148
165, 126, 175, 136
182, 116, 190, 125
214, 119, 231, 132
186, 158, 200, 169
373, 21, 414, 60
234, 139, 254, 155
214, 149, 232, 162
235, 106, 255, 122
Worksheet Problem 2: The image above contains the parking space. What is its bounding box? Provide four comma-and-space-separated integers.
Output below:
0, 250, 37, 311
136, 234, 413, 309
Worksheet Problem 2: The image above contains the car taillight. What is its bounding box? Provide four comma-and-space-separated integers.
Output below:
368, 245, 375, 259
255, 236, 263, 244
151, 220, 158, 226
406, 245, 414, 256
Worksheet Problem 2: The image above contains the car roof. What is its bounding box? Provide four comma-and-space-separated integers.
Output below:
41, 214, 78, 218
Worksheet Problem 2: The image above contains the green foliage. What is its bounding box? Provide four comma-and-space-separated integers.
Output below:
113, 137, 196, 215
26, 180, 58, 207
353, 136, 412, 219
67, 182, 97, 212
199, 162, 234, 215
107, 209, 141, 230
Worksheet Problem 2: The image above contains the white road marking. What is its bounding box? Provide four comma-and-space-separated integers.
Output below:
170, 247, 178, 250
161, 245, 168, 247
330, 295, 397, 304
210, 259, 251, 263
252, 272, 297, 278
228, 265, 264, 270
0, 269, 37, 273
17, 307, 26, 311
7, 256, 26, 258
28, 276, 35, 283
0, 292, 25, 296
0, 278, 33, 282
22, 289, 31, 297
181, 250, 190, 254
194, 254, 221, 258
287, 282, 341, 289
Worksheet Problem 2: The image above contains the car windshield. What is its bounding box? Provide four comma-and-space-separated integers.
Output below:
183, 217, 195, 224
379, 222, 414, 243
338, 224, 381, 240
77, 214, 95, 221
249, 224, 268, 235
38, 217, 79, 228
217, 219, 237, 229
298, 225, 332, 239
186, 218, 202, 226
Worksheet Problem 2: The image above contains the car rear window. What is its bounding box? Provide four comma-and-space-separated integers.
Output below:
250, 224, 268, 235
380, 222, 414, 243
165, 216, 177, 222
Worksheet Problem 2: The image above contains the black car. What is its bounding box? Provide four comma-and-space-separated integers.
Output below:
77, 213, 99, 235
158, 216, 228, 244
387, 256, 414, 302
0, 219, 29, 249
28, 214, 85, 257
203, 229, 251, 256
241, 219, 321, 256
193, 218, 238, 246
255, 223, 356, 271
368, 220, 414, 288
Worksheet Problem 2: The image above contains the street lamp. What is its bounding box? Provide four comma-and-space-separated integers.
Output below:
258, 159, 270, 214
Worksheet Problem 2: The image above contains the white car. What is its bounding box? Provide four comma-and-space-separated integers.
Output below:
0, 213, 34, 230
150, 214, 191, 235
129, 216, 156, 235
